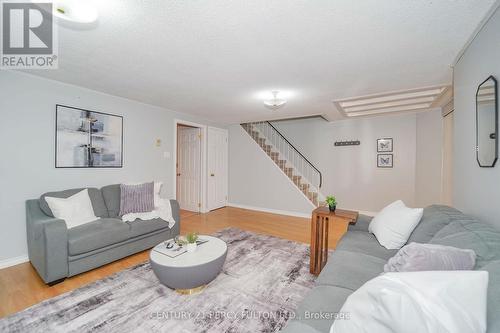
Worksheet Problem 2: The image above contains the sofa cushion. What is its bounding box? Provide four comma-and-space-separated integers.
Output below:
40, 188, 109, 218
481, 260, 500, 332
316, 250, 385, 290
126, 218, 170, 238
68, 218, 130, 256
407, 205, 461, 243
101, 184, 121, 218
335, 231, 397, 260
292, 285, 352, 333
430, 218, 500, 268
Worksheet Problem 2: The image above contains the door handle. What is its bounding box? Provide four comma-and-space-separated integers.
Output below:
177, 173, 181, 176
210, 173, 215, 177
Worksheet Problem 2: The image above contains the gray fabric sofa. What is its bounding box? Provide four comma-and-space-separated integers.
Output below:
282, 205, 500, 333
26, 184, 180, 285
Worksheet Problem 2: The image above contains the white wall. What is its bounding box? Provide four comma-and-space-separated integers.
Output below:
232, 114, 421, 213
228, 125, 314, 216
415, 109, 444, 206
453, 5, 500, 228
0, 71, 220, 264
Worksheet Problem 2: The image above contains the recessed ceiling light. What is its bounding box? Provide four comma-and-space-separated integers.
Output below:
53, 0, 98, 25
263, 91, 287, 110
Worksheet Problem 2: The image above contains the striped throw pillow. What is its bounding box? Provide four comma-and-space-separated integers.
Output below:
119, 182, 154, 216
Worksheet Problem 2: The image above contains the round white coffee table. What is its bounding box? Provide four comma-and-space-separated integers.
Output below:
150, 235, 227, 294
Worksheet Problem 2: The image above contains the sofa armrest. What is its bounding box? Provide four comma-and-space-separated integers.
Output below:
348, 214, 373, 232
169, 199, 181, 237
26, 200, 68, 284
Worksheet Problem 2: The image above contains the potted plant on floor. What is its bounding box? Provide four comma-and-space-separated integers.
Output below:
325, 195, 337, 212
185, 232, 199, 253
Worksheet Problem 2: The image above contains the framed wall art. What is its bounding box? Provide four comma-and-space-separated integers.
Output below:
377, 154, 393, 168
55, 104, 123, 168
377, 138, 393, 152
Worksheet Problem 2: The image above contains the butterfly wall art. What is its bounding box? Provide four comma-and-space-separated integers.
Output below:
377, 154, 393, 168
377, 138, 393, 152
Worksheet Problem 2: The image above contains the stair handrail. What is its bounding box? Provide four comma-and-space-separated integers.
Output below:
244, 121, 322, 189
265, 121, 322, 188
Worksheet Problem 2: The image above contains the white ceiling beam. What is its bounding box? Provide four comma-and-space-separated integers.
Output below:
344, 96, 436, 113
345, 103, 432, 117
337, 87, 445, 108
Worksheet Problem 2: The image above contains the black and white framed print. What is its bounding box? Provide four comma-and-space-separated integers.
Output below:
377, 138, 393, 152
56, 105, 123, 168
377, 154, 393, 168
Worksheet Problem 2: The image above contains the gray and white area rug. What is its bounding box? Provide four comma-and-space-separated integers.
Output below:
1, 228, 317, 333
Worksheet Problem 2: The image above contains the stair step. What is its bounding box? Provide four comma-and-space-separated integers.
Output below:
242, 123, 321, 207
269, 151, 279, 157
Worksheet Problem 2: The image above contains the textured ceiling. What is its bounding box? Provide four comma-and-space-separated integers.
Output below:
27, 0, 496, 124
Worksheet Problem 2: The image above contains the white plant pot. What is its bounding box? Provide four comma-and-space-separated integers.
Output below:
186, 243, 197, 253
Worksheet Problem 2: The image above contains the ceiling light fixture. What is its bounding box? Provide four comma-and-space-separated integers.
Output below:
53, 0, 99, 25
263, 91, 287, 110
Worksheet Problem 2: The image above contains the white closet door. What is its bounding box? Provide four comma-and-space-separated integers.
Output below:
207, 127, 228, 210
177, 127, 201, 212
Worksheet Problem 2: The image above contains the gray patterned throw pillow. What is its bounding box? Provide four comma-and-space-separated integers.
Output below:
119, 182, 155, 216
384, 242, 476, 272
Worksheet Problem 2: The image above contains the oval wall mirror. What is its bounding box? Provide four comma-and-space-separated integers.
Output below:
476, 76, 498, 167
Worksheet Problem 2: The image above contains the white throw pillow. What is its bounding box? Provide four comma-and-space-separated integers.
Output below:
368, 200, 423, 249
45, 189, 98, 229
331, 271, 489, 333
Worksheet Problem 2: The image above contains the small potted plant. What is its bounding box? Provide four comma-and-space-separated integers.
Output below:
325, 195, 337, 212
185, 232, 199, 253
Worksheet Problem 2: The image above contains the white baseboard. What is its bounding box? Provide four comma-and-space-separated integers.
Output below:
0, 254, 29, 270
227, 203, 312, 218
228, 202, 377, 218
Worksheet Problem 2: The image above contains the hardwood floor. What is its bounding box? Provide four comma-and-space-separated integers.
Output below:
0, 207, 349, 318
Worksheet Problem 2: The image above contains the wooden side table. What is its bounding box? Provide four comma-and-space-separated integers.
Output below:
310, 207, 358, 275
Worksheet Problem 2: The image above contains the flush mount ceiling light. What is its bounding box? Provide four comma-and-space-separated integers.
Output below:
333, 86, 451, 117
263, 91, 287, 110
53, 0, 99, 25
